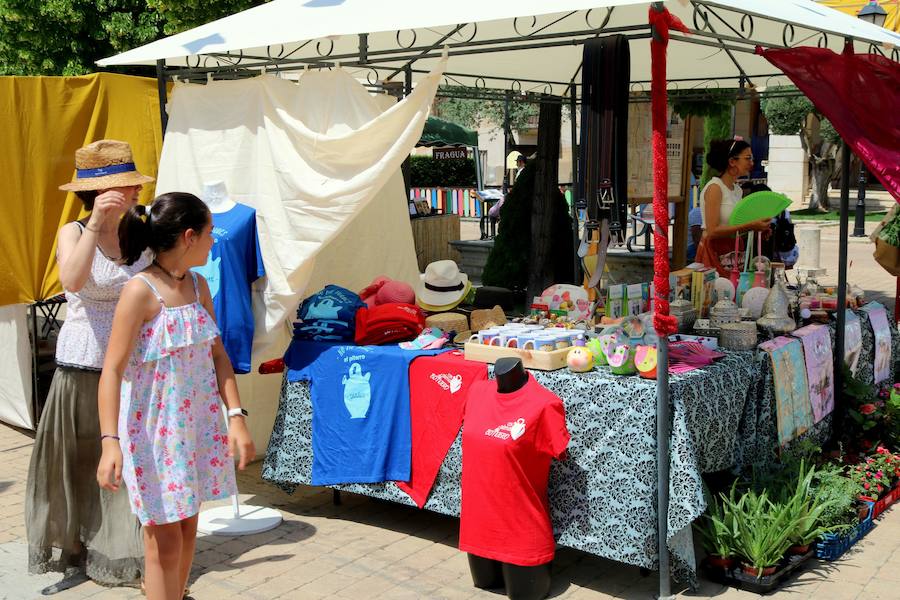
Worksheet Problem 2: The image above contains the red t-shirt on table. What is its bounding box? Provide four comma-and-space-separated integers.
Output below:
397, 352, 488, 508
459, 375, 570, 566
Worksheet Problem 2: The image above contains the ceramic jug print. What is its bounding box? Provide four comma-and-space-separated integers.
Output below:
306, 298, 341, 321
341, 362, 372, 418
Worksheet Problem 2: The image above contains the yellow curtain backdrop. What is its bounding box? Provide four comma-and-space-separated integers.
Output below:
820, 1, 900, 32
0, 73, 166, 305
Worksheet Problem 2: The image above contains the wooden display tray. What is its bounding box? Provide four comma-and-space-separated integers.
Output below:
464, 342, 570, 371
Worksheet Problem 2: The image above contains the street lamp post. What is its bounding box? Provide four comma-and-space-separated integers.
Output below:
852, 1, 888, 236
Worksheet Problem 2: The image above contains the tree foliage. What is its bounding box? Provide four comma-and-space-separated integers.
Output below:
0, 1, 270, 76
146, 0, 268, 35
434, 88, 540, 133
761, 87, 843, 211
0, 0, 162, 75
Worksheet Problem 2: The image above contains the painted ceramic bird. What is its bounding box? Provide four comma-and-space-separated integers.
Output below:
635, 345, 658, 379
607, 344, 637, 376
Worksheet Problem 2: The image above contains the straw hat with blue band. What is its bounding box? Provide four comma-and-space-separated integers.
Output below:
59, 139, 155, 192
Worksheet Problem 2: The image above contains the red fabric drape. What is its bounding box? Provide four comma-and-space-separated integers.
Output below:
760, 44, 900, 203
649, 7, 689, 336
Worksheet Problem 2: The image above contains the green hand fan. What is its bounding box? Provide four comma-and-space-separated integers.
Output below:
728, 191, 791, 226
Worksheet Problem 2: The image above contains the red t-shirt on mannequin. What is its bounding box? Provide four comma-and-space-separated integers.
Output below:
459, 375, 570, 566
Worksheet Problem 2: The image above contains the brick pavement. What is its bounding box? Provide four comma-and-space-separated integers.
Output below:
1, 423, 899, 600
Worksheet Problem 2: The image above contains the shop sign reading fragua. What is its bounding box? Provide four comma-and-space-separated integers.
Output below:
433, 147, 467, 160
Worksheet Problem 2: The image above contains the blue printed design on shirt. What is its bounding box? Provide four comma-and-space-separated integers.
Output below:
195, 255, 221, 299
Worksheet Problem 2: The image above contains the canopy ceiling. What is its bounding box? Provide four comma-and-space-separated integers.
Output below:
99, 0, 900, 92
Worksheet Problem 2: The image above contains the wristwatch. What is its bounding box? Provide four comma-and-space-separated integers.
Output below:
227, 407, 248, 418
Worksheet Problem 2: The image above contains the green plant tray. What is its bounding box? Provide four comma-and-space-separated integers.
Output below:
701, 549, 815, 595
816, 502, 874, 561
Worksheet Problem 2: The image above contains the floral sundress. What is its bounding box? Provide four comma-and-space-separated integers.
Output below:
119, 273, 236, 525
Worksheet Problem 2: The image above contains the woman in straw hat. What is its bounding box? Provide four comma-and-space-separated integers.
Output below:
26, 140, 154, 593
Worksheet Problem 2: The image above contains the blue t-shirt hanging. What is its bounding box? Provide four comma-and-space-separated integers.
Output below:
193, 203, 265, 374
294, 344, 447, 485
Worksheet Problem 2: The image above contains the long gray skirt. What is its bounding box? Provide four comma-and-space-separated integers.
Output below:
25, 367, 143, 585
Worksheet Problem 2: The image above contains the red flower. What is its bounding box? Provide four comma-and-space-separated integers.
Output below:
129, 442, 136, 454
212, 488, 220, 496
860, 404, 877, 415
168, 483, 177, 492
135, 467, 143, 478
864, 482, 871, 490
135, 411, 143, 421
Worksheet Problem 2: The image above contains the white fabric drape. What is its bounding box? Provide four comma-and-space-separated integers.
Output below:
0, 304, 34, 429
156, 53, 446, 360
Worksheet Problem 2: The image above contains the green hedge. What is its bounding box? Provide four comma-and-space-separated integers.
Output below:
409, 155, 476, 187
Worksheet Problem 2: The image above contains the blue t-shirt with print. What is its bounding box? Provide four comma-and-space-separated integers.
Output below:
193, 203, 265, 374
294, 285, 364, 342
294, 344, 447, 485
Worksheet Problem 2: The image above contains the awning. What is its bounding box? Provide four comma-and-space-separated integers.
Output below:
97, 1, 900, 90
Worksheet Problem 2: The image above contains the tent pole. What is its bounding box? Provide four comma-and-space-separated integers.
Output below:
156, 59, 168, 134
570, 92, 581, 283
650, 4, 673, 599
834, 138, 851, 418
502, 92, 510, 196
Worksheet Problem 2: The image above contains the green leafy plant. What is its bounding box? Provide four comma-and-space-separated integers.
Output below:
695, 488, 739, 558
886, 384, 900, 447
722, 484, 795, 576
409, 156, 477, 187
850, 446, 900, 500
783, 461, 839, 546
810, 465, 863, 535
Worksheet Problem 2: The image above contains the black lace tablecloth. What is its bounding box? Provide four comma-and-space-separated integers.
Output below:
263, 350, 760, 584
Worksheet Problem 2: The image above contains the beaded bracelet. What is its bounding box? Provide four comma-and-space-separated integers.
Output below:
100, 434, 120, 441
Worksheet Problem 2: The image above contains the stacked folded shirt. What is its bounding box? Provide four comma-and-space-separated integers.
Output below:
294, 285, 365, 342
354, 303, 425, 345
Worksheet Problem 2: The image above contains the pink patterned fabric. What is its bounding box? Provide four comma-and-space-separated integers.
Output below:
119, 274, 235, 525
792, 324, 834, 424
761, 44, 900, 203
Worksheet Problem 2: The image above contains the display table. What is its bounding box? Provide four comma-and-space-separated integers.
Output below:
263, 350, 760, 583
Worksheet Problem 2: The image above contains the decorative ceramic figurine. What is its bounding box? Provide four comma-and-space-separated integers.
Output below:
566, 347, 595, 373
586, 337, 605, 367
606, 343, 637, 375
757, 279, 796, 335
634, 345, 658, 379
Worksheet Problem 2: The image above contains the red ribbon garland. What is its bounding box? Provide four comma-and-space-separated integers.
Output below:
649, 7, 689, 337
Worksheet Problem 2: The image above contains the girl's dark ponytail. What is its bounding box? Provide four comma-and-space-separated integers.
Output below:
119, 203, 151, 266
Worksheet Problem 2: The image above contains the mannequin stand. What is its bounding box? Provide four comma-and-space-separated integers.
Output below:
197, 406, 282, 536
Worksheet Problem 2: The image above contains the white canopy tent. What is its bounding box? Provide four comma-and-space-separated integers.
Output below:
99, 0, 899, 91
98, 2, 898, 597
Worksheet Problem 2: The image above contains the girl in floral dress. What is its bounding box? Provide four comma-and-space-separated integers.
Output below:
97, 192, 255, 600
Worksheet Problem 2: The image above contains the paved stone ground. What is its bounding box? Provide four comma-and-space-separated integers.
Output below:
2, 420, 899, 599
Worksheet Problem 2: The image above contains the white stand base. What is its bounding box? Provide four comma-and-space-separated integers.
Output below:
197, 503, 283, 536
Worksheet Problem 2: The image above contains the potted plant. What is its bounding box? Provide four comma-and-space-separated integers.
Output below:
810, 465, 864, 535
725, 488, 795, 578
695, 489, 738, 570
784, 461, 838, 555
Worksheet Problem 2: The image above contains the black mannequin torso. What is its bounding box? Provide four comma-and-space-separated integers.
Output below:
467, 357, 552, 600
494, 357, 529, 393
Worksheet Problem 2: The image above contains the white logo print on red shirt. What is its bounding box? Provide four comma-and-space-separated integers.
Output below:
430, 373, 463, 394
484, 418, 526, 441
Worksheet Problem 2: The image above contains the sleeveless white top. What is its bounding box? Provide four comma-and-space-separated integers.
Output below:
699, 177, 743, 229
55, 222, 152, 370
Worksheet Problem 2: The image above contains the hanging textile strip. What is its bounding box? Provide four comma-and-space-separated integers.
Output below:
759, 336, 814, 446
648, 6, 688, 336
792, 324, 834, 423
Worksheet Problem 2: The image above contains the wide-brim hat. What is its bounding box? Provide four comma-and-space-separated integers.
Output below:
416, 260, 470, 311
59, 139, 155, 192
